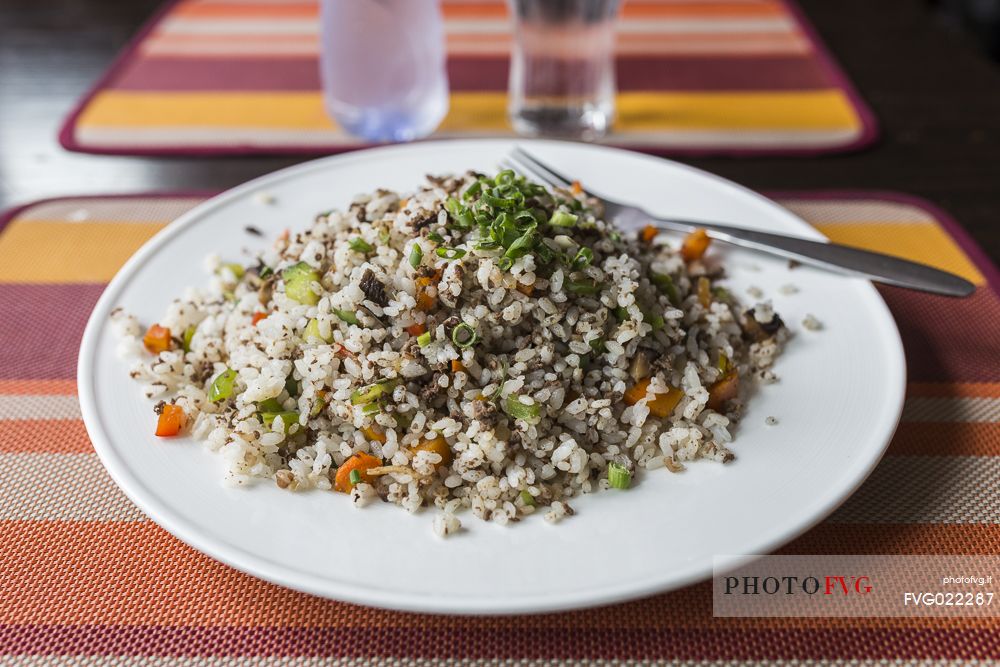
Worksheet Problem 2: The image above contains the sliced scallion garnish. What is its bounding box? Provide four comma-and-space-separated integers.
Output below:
349, 237, 373, 254
451, 322, 478, 349
350, 379, 399, 405
208, 368, 238, 402
549, 210, 578, 227
417, 331, 432, 347
519, 490, 536, 506
349, 469, 362, 485
608, 461, 631, 489
566, 279, 603, 296
409, 243, 423, 269
427, 231, 445, 244
335, 309, 360, 326
504, 395, 541, 422
436, 246, 467, 260
571, 247, 593, 270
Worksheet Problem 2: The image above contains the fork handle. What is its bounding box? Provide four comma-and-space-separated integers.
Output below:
647, 215, 975, 297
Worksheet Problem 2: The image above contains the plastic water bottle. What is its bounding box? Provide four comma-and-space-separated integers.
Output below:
320, 0, 450, 142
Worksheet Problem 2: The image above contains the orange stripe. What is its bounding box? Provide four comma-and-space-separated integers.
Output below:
172, 2, 318, 19
619, 2, 787, 18
907, 382, 1000, 398
888, 422, 1000, 457
0, 420, 93, 454
0, 521, 994, 628
0, 379, 77, 395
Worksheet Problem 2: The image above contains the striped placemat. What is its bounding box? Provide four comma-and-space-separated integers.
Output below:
1, 192, 997, 662
59, 0, 877, 157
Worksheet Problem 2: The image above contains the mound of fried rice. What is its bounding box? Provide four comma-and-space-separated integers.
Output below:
114, 170, 786, 536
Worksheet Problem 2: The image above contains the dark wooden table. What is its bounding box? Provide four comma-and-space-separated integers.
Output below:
1, 0, 998, 260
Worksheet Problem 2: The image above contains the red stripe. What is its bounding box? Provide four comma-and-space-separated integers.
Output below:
109, 55, 832, 93
879, 285, 1000, 383
0, 284, 106, 380
0, 625, 995, 659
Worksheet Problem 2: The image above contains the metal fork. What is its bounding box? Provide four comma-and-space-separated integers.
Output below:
502, 147, 975, 297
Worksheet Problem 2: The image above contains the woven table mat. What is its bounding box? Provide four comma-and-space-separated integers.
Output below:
59, 0, 877, 157
1, 192, 997, 663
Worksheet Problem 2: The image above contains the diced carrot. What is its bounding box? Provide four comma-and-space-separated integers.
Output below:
570, 180, 583, 195
414, 270, 441, 312
623, 377, 651, 405
410, 435, 453, 468
624, 377, 683, 418
451, 359, 466, 373
707, 371, 740, 411
640, 224, 659, 244
648, 387, 684, 418
155, 404, 185, 437
681, 228, 711, 262
515, 283, 534, 297
251, 312, 268, 326
405, 323, 426, 337
333, 344, 353, 359
143, 324, 172, 354
334, 452, 382, 492
697, 277, 712, 308
361, 424, 386, 443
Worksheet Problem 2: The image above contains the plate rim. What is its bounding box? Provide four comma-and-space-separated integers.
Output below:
77, 138, 907, 614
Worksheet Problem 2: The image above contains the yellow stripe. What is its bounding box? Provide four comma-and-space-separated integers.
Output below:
78, 90, 860, 132
814, 222, 985, 285
0, 221, 164, 283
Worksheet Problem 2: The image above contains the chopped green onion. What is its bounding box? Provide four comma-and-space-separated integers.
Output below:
350, 379, 399, 405
473, 239, 500, 251
208, 368, 237, 402
335, 309, 360, 326
436, 246, 467, 260
444, 198, 475, 229
462, 180, 483, 200
259, 266, 274, 279
451, 322, 478, 349
258, 398, 283, 413
361, 402, 382, 416
303, 318, 332, 343
497, 256, 514, 271
282, 262, 322, 305
589, 338, 606, 354
650, 272, 680, 306
504, 395, 541, 422
549, 210, 578, 227
378, 229, 391, 244
614, 306, 630, 322
712, 286, 730, 301
220, 263, 245, 280
490, 358, 508, 401
504, 229, 537, 260
571, 247, 594, 270
609, 231, 622, 243
416, 331, 432, 347
349, 237, 373, 253
181, 325, 196, 353
409, 243, 423, 269
284, 375, 299, 397
349, 469, 361, 485
427, 231, 445, 244
650, 315, 665, 332
310, 396, 326, 417
566, 279, 603, 296
519, 490, 536, 506
608, 461, 632, 489
262, 411, 300, 433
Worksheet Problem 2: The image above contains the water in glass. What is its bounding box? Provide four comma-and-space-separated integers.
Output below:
319, 0, 450, 142
507, 0, 620, 140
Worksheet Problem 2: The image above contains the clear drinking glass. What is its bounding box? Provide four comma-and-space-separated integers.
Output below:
319, 0, 450, 142
506, 0, 620, 140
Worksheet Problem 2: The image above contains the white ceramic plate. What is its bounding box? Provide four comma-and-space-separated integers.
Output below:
78, 139, 905, 614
